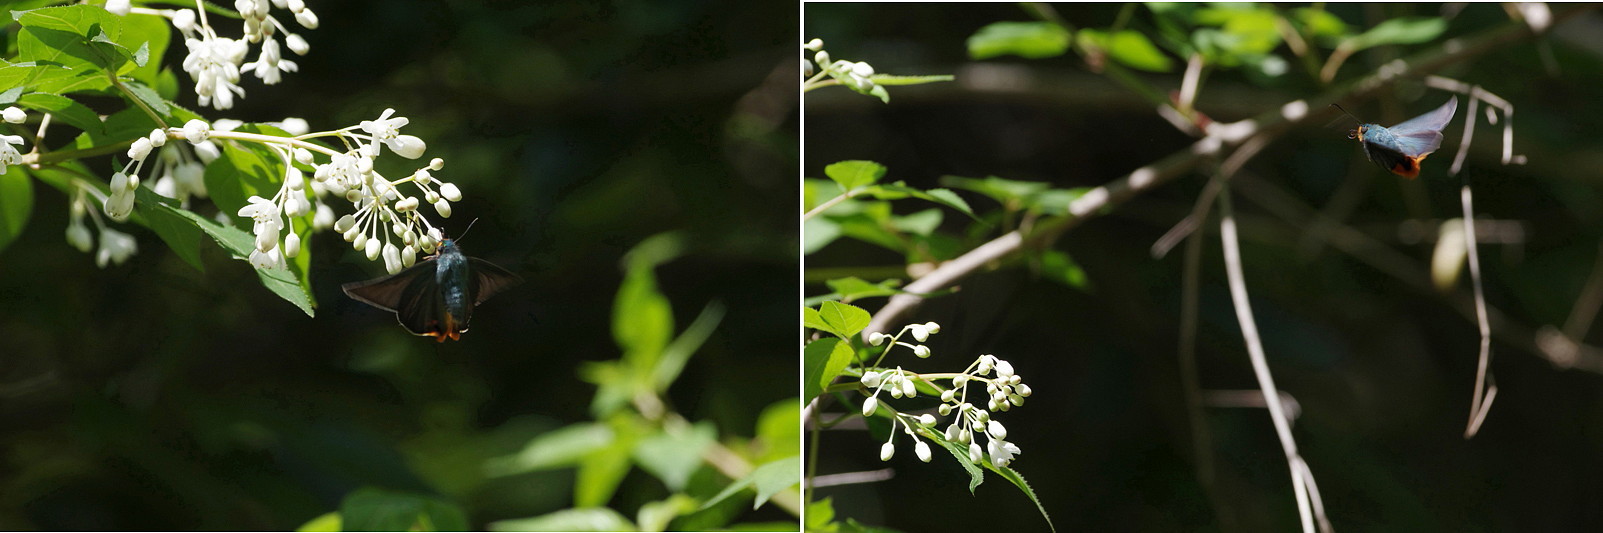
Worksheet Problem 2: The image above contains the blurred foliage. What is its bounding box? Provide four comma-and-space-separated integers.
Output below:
806, 2, 1603, 532
0, 0, 796, 530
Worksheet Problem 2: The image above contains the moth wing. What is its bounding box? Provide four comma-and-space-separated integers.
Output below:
468, 257, 524, 306
1386, 96, 1457, 155
393, 272, 448, 337
341, 259, 435, 312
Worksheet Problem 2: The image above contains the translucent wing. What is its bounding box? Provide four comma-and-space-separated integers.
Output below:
1386, 96, 1457, 156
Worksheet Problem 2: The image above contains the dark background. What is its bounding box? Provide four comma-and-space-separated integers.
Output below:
0, 0, 796, 529
806, 3, 1603, 532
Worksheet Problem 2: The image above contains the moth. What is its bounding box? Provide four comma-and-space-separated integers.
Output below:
342, 239, 522, 341
1341, 96, 1458, 179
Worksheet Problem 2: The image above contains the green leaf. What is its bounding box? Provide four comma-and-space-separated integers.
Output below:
488, 508, 635, 532
824, 277, 904, 303
614, 237, 677, 370
941, 175, 1049, 206
1347, 17, 1448, 51
932, 436, 986, 493
142, 192, 316, 315
698, 456, 800, 511
632, 422, 716, 491
1293, 7, 1349, 43
802, 216, 841, 255
130, 186, 203, 271
754, 399, 801, 462
575, 416, 640, 508
1079, 29, 1174, 72
817, 300, 870, 338
653, 301, 724, 392
636, 494, 698, 532
339, 487, 468, 532
202, 141, 276, 219
868, 74, 954, 86
14, 5, 125, 73
121, 79, 170, 117
861, 183, 978, 221
802, 337, 854, 402
824, 160, 886, 191
1039, 250, 1088, 289
994, 466, 1056, 532
485, 422, 613, 476
118, 11, 170, 86
16, 92, 104, 135
802, 306, 829, 332
0, 167, 34, 255
967, 21, 1072, 60
295, 512, 341, 532
805, 498, 838, 533
890, 208, 941, 236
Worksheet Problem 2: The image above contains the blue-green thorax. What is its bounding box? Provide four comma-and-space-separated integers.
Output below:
435, 239, 473, 321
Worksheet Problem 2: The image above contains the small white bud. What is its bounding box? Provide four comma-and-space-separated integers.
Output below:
147, 129, 166, 147
127, 137, 152, 161
861, 397, 878, 417
868, 332, 886, 346
908, 324, 928, 342
1, 106, 24, 124
952, 374, 968, 387
853, 61, 875, 77
940, 389, 955, 402
433, 198, 452, 218
805, 38, 823, 51
1008, 394, 1025, 406
364, 236, 381, 260
880, 442, 895, 461
860, 371, 882, 388
899, 378, 916, 398
968, 442, 984, 463
814, 50, 830, 67
335, 214, 356, 233
987, 420, 1007, 440
439, 182, 461, 201
915, 440, 932, 462
66, 222, 93, 252
294, 8, 318, 28
924, 322, 940, 334
351, 231, 367, 249
105, 0, 130, 16
172, 9, 196, 31
937, 404, 952, 416
1016, 383, 1032, 397
917, 413, 936, 426
401, 245, 416, 267
283, 232, 300, 258
944, 423, 960, 441
995, 359, 1015, 377
913, 345, 930, 358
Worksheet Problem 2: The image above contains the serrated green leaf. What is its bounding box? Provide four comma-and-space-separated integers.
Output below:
15, 6, 124, 73
968, 21, 1072, 60
17, 92, 103, 136
339, 487, 468, 532
1347, 17, 1448, 51
488, 508, 635, 532
864, 183, 978, 221
130, 186, 203, 271
144, 192, 315, 316
802, 306, 829, 332
121, 79, 170, 116
824, 277, 904, 303
932, 437, 986, 492
118, 11, 169, 85
817, 300, 870, 338
0, 167, 34, 255
803, 337, 840, 402
697, 456, 800, 511
941, 175, 1049, 206
824, 160, 886, 191
994, 466, 1056, 532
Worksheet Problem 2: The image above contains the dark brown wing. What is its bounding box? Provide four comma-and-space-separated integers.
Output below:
341, 259, 435, 312
468, 258, 523, 306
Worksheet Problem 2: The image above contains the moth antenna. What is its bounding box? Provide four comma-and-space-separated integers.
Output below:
1330, 103, 1364, 124
456, 218, 481, 244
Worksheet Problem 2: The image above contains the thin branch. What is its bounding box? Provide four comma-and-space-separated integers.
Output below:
806, 468, 896, 489
1459, 186, 1497, 438
860, 9, 1583, 335
1218, 184, 1327, 533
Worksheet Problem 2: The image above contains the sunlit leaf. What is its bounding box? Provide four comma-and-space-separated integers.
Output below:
485, 422, 613, 476
1347, 17, 1448, 51
817, 300, 871, 338
824, 160, 886, 191
968, 21, 1072, 60
632, 421, 716, 491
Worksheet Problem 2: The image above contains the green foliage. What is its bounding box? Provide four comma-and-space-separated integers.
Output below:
0, 168, 32, 255
967, 21, 1073, 59
1344, 17, 1448, 51
1077, 28, 1174, 72
337, 488, 469, 532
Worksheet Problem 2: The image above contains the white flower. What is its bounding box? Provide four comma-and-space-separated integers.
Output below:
96, 227, 137, 267
172, 9, 196, 31
987, 420, 1007, 440
360, 109, 408, 142
879, 442, 895, 461
105, 0, 130, 15
127, 137, 152, 161
987, 438, 1021, 467
182, 36, 247, 110
193, 141, 221, 162
66, 221, 93, 252
0, 134, 24, 174
237, 195, 282, 252
313, 204, 336, 230
1, 107, 24, 124
102, 171, 137, 221
248, 246, 286, 269
242, 37, 298, 85
182, 119, 211, 144
914, 440, 932, 462
439, 182, 461, 201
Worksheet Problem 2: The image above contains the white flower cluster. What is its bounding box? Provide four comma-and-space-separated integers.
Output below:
75, 109, 456, 273
857, 322, 1032, 469
802, 38, 880, 95
125, 0, 318, 109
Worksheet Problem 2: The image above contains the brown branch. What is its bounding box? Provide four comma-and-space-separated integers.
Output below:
862, 9, 1588, 335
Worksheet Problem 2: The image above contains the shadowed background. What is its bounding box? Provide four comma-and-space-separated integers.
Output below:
806, 3, 1603, 531
0, 0, 796, 529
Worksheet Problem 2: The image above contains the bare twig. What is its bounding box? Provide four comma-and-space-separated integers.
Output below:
1458, 186, 1498, 438
806, 469, 896, 489
859, 10, 1580, 335
1218, 184, 1328, 533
